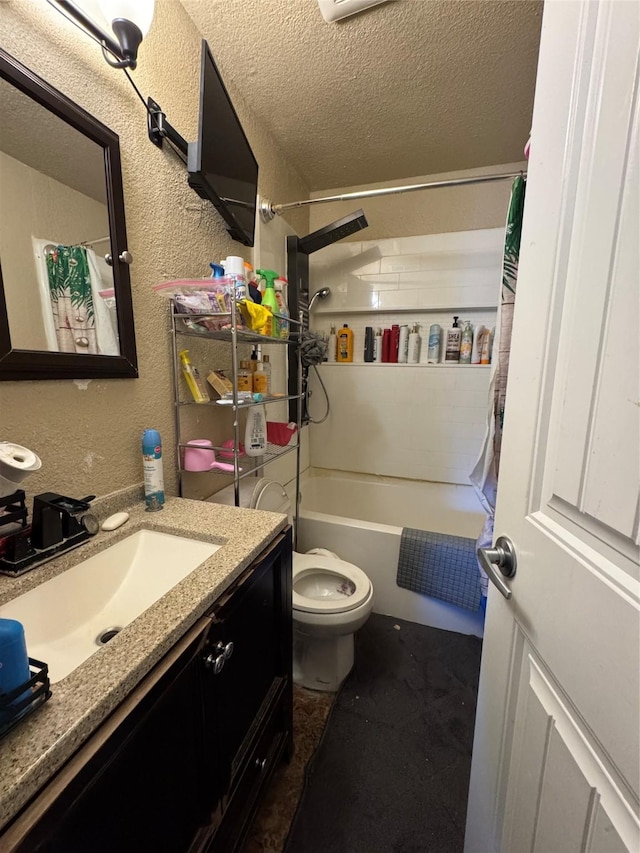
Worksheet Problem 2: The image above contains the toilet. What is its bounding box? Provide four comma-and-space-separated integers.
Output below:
207, 478, 373, 692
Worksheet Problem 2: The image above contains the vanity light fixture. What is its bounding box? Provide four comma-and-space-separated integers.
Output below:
47, 0, 155, 70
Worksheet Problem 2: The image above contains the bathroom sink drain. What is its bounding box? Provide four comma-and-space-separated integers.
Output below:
96, 627, 122, 645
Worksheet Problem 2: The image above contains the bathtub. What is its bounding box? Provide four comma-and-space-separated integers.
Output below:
296, 469, 486, 637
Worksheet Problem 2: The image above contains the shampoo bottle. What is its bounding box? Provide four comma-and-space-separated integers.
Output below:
374, 328, 383, 362
382, 328, 391, 362
460, 321, 473, 364
398, 325, 410, 363
364, 327, 375, 362
179, 350, 209, 403
337, 324, 354, 362
389, 324, 400, 363
408, 324, 421, 364
471, 325, 486, 364
444, 316, 462, 363
427, 324, 441, 363
245, 405, 267, 456
327, 326, 337, 362
142, 429, 165, 511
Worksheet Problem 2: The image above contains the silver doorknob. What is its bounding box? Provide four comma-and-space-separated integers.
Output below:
104, 250, 133, 266
204, 652, 225, 675
477, 535, 517, 600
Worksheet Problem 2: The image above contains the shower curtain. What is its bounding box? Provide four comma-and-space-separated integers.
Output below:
470, 175, 527, 594
32, 239, 119, 355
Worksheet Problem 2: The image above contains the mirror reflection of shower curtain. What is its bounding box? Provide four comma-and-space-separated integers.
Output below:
32, 238, 119, 355
470, 175, 527, 594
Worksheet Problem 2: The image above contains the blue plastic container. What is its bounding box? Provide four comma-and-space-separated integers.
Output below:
0, 618, 31, 719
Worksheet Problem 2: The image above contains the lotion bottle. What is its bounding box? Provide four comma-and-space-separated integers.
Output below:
244, 405, 267, 456
408, 324, 421, 363
444, 316, 462, 363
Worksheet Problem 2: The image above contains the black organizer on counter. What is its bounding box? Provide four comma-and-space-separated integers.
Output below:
0, 659, 51, 741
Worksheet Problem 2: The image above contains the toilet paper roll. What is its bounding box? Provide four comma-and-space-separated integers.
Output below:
0, 443, 42, 483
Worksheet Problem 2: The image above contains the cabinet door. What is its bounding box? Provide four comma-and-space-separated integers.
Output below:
208, 529, 292, 789
6, 618, 219, 853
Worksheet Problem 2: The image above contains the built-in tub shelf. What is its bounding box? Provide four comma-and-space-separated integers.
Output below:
316, 362, 491, 368
312, 305, 498, 316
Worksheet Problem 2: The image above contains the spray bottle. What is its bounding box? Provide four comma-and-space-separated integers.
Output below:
142, 429, 164, 511
256, 269, 280, 337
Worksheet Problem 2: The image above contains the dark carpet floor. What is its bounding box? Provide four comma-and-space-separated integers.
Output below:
284, 613, 483, 853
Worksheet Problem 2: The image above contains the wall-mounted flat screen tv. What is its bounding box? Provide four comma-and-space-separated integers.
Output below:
188, 41, 258, 247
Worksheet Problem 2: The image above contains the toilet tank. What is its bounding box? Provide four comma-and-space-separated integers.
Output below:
206, 479, 292, 520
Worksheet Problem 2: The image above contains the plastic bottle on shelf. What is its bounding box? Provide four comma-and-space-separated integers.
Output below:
427, 324, 441, 363
237, 360, 253, 393
261, 354, 272, 395
374, 328, 383, 362
337, 324, 354, 362
398, 325, 410, 363
471, 325, 486, 364
444, 316, 462, 363
364, 327, 375, 362
244, 405, 267, 456
459, 321, 473, 364
382, 328, 391, 362
179, 350, 209, 403
274, 276, 289, 339
389, 325, 400, 363
256, 269, 280, 337
327, 325, 337, 362
408, 324, 421, 363
224, 255, 249, 302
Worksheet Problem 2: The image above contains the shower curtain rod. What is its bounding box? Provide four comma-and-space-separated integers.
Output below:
260, 170, 525, 222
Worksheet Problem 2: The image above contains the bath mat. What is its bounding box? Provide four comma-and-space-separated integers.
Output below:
397, 529, 482, 611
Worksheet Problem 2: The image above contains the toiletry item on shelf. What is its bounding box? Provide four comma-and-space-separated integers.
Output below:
460, 321, 473, 364
262, 355, 272, 394
0, 618, 31, 717
209, 262, 225, 278
253, 361, 269, 395
256, 269, 280, 337
444, 316, 462, 363
364, 327, 375, 362
225, 255, 249, 302
489, 327, 495, 363
337, 324, 354, 362
237, 361, 252, 392
245, 405, 267, 456
179, 350, 209, 403
389, 325, 400, 363
207, 370, 234, 398
408, 324, 421, 363
142, 429, 164, 511
481, 328, 492, 364
471, 325, 486, 364
398, 325, 410, 363
250, 345, 261, 372
374, 328, 382, 362
274, 277, 289, 339
427, 323, 441, 363
382, 328, 391, 362
327, 325, 337, 362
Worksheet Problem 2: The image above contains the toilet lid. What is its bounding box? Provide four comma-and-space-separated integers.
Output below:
292, 553, 371, 614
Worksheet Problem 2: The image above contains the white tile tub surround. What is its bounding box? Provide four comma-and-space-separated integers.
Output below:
308, 364, 490, 485
297, 470, 485, 637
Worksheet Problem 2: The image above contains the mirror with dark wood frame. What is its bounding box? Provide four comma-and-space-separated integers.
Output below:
0, 48, 138, 380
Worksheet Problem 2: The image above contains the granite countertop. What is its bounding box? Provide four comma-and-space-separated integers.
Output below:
0, 487, 287, 833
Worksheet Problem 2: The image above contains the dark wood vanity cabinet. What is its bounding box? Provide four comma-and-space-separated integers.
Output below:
2, 528, 293, 853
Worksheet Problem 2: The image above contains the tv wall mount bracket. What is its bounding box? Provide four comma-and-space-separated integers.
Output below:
147, 98, 189, 158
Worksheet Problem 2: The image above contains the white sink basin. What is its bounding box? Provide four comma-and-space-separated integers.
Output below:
0, 529, 220, 683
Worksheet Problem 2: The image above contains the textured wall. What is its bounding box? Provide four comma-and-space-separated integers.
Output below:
0, 0, 309, 503
309, 162, 528, 241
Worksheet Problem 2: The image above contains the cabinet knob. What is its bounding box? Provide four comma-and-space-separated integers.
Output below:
213, 640, 234, 661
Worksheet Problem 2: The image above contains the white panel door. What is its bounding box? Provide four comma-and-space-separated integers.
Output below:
465, 1, 640, 851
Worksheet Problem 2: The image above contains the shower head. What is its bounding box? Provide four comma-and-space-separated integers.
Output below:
298, 209, 368, 255
309, 287, 331, 311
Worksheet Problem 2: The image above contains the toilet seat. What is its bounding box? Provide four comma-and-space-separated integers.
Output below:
292, 553, 372, 615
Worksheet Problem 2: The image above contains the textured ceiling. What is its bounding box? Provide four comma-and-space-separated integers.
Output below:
180, 0, 543, 192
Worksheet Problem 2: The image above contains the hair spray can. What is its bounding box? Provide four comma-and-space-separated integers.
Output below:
142, 429, 165, 511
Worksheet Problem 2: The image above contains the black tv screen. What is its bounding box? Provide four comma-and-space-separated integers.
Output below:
188, 41, 258, 247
